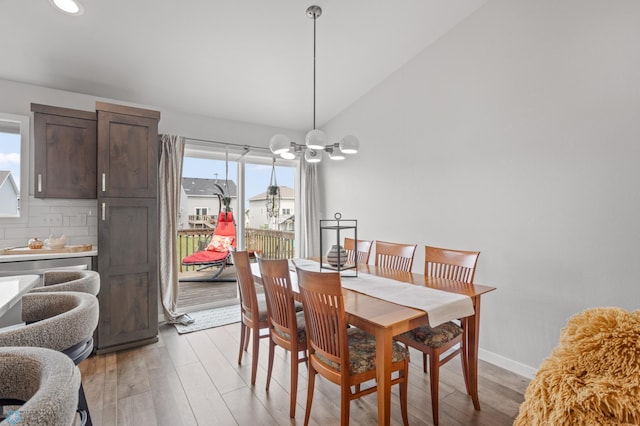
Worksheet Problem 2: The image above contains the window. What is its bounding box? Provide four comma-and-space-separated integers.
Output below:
195, 207, 208, 216
282, 208, 291, 215
0, 113, 29, 219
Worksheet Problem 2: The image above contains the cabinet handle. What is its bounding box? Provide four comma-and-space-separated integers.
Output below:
101, 203, 106, 221
37, 174, 42, 192
102, 173, 106, 192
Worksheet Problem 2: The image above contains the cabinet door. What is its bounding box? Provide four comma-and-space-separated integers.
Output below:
96, 197, 158, 352
97, 108, 159, 198
32, 106, 97, 199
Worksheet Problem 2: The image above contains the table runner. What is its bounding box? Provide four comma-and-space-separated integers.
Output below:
291, 259, 474, 327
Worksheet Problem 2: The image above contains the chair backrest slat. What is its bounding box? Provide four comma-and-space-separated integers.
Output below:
425, 245, 480, 284
374, 240, 417, 272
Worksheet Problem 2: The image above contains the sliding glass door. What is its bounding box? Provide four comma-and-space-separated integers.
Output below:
178, 142, 296, 273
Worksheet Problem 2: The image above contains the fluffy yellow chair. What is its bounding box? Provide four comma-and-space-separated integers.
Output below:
515, 307, 640, 426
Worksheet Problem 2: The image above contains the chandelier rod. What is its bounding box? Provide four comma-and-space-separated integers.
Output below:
312, 11, 317, 130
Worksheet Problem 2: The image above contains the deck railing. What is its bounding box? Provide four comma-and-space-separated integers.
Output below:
177, 228, 295, 272
186, 214, 216, 228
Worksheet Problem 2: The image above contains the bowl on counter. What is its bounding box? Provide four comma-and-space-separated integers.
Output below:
44, 235, 67, 249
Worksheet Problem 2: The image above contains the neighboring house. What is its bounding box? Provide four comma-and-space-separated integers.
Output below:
248, 186, 294, 230
181, 177, 237, 229
0, 171, 19, 216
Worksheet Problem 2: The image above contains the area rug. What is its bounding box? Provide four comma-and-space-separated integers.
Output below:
173, 304, 241, 334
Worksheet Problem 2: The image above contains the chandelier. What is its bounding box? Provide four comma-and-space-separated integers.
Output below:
269, 5, 360, 163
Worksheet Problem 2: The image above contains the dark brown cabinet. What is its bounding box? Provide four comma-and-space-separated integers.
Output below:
31, 103, 97, 199
95, 102, 160, 354
97, 103, 158, 199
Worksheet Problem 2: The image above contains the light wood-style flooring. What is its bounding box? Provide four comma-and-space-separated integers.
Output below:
79, 322, 529, 425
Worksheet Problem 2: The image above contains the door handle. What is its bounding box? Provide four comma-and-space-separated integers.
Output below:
37, 174, 42, 192
101, 203, 106, 221
102, 173, 106, 192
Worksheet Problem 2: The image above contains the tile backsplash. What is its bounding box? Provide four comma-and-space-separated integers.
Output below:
0, 197, 98, 249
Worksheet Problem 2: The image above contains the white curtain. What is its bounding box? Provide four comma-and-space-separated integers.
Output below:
298, 158, 321, 257
158, 134, 187, 323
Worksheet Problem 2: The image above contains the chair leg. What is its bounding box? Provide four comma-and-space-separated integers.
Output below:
78, 382, 93, 426
266, 339, 275, 391
289, 349, 298, 418
430, 351, 441, 426
244, 326, 251, 351
238, 322, 247, 364
400, 362, 409, 426
423, 352, 428, 373
340, 384, 350, 426
460, 320, 471, 395
251, 326, 260, 386
304, 367, 316, 426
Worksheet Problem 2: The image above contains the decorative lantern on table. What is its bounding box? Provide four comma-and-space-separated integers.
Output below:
320, 212, 358, 277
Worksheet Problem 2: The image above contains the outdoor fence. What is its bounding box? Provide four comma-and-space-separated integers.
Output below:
177, 228, 295, 272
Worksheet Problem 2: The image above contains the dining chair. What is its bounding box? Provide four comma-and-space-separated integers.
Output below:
374, 240, 417, 271
0, 346, 81, 426
258, 257, 308, 418
296, 267, 410, 426
395, 245, 480, 425
231, 250, 269, 386
344, 237, 373, 265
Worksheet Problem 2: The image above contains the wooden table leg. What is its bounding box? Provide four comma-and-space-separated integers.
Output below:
375, 328, 393, 426
467, 296, 482, 410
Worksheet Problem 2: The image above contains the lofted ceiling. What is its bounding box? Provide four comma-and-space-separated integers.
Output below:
1, 0, 487, 131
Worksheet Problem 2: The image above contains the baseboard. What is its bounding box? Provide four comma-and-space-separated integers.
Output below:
479, 348, 537, 380
95, 336, 159, 355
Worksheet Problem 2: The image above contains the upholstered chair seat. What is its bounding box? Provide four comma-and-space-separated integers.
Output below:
398, 321, 463, 348
31, 270, 100, 296
272, 310, 307, 343
245, 296, 269, 322
0, 347, 81, 426
318, 328, 409, 375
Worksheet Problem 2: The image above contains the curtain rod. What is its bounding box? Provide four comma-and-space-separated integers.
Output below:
184, 136, 272, 153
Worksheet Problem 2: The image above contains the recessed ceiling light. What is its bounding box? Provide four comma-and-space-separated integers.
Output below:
50, 0, 84, 15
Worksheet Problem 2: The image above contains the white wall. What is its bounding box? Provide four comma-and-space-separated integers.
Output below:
0, 79, 303, 248
320, 0, 640, 376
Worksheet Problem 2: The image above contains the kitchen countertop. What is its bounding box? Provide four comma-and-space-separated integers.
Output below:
0, 275, 40, 317
0, 249, 98, 263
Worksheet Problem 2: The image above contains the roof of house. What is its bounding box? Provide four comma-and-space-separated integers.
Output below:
182, 178, 237, 197
0, 170, 19, 194
279, 214, 295, 224
249, 186, 294, 201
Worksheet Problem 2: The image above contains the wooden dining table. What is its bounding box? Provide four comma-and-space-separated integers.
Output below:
251, 261, 496, 426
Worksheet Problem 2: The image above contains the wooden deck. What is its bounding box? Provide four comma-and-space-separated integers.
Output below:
177, 268, 240, 312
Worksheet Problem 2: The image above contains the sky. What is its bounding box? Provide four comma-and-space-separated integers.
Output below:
0, 132, 21, 189
182, 156, 295, 205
